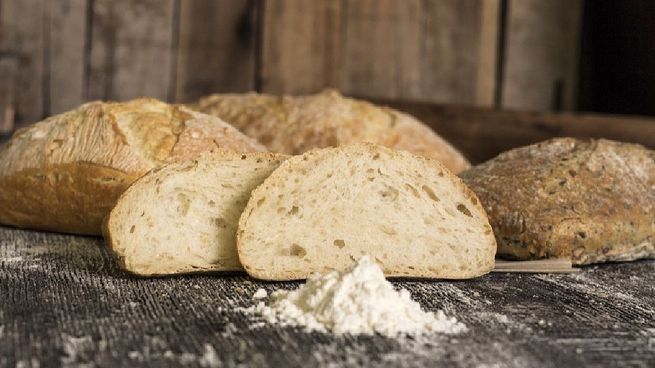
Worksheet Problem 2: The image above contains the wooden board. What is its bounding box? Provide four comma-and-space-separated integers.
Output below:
88, 0, 176, 101
0, 0, 47, 124
47, 0, 88, 114
174, 0, 258, 103
260, 0, 342, 95
1, 226, 654, 367
343, 0, 498, 104
260, 0, 499, 105
379, 99, 655, 164
0, 56, 17, 134
501, 0, 583, 111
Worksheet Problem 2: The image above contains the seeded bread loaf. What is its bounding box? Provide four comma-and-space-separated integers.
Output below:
460, 138, 655, 265
0, 98, 265, 235
104, 151, 287, 276
237, 144, 496, 281
195, 89, 470, 173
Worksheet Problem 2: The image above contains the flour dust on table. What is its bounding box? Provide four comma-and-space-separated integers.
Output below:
243, 256, 466, 337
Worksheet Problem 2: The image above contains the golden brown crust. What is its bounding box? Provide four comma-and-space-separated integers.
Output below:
460, 138, 655, 265
0, 98, 265, 235
195, 89, 470, 173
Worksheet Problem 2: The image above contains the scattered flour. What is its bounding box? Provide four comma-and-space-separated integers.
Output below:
252, 288, 268, 299
245, 256, 466, 337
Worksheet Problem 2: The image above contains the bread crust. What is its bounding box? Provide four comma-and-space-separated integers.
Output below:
460, 138, 655, 265
237, 143, 495, 281
0, 98, 265, 235
195, 89, 470, 173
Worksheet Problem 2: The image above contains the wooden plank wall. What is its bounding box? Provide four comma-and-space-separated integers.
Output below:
0, 0, 583, 130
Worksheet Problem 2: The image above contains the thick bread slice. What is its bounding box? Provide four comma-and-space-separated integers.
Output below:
104, 151, 287, 276
237, 144, 496, 281
195, 89, 470, 173
0, 98, 265, 235
460, 138, 655, 265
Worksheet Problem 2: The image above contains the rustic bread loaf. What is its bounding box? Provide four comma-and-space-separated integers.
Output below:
194, 89, 470, 173
237, 144, 496, 281
104, 151, 286, 276
0, 98, 265, 235
460, 138, 655, 265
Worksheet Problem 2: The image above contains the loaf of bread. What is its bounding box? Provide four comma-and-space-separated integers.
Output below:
0, 98, 265, 235
460, 138, 655, 265
194, 89, 470, 173
104, 151, 286, 276
237, 144, 496, 281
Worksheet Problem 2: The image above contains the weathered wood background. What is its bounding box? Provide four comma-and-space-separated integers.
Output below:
0, 0, 583, 134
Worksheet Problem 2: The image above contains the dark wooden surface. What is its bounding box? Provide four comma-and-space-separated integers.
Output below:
1, 226, 654, 368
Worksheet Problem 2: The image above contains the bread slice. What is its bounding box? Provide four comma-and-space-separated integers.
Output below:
194, 89, 470, 173
460, 138, 655, 265
237, 144, 496, 281
104, 151, 286, 276
0, 98, 265, 235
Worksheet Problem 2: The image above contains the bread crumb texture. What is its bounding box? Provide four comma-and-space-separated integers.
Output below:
237, 143, 496, 280
105, 151, 286, 276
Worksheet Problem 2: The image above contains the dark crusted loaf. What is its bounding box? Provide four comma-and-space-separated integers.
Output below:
460, 138, 655, 265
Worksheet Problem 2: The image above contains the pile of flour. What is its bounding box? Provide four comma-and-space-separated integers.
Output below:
247, 256, 466, 337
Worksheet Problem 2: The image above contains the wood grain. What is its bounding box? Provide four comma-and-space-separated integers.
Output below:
0, 0, 47, 124
174, 0, 258, 103
343, 0, 498, 105
88, 0, 176, 101
501, 0, 583, 111
0, 56, 17, 134
47, 0, 88, 114
379, 98, 655, 164
260, 0, 342, 94
0, 226, 653, 367
260, 0, 498, 105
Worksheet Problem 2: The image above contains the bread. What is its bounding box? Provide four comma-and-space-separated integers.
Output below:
104, 151, 287, 276
459, 138, 655, 265
0, 98, 265, 235
237, 143, 496, 281
194, 89, 471, 173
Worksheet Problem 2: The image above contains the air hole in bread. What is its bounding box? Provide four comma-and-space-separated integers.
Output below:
577, 231, 587, 239
333, 239, 345, 248
256, 197, 266, 207
129, 225, 135, 234
289, 244, 307, 257
379, 224, 397, 236
288, 206, 299, 215
379, 186, 399, 201
208, 200, 216, 207
422, 185, 439, 201
456, 204, 473, 217
405, 183, 420, 198
177, 193, 190, 216
215, 218, 227, 228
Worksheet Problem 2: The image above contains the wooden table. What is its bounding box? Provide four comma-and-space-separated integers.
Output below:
1, 226, 653, 368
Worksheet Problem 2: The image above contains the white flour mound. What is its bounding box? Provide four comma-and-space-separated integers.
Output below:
248, 256, 466, 337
